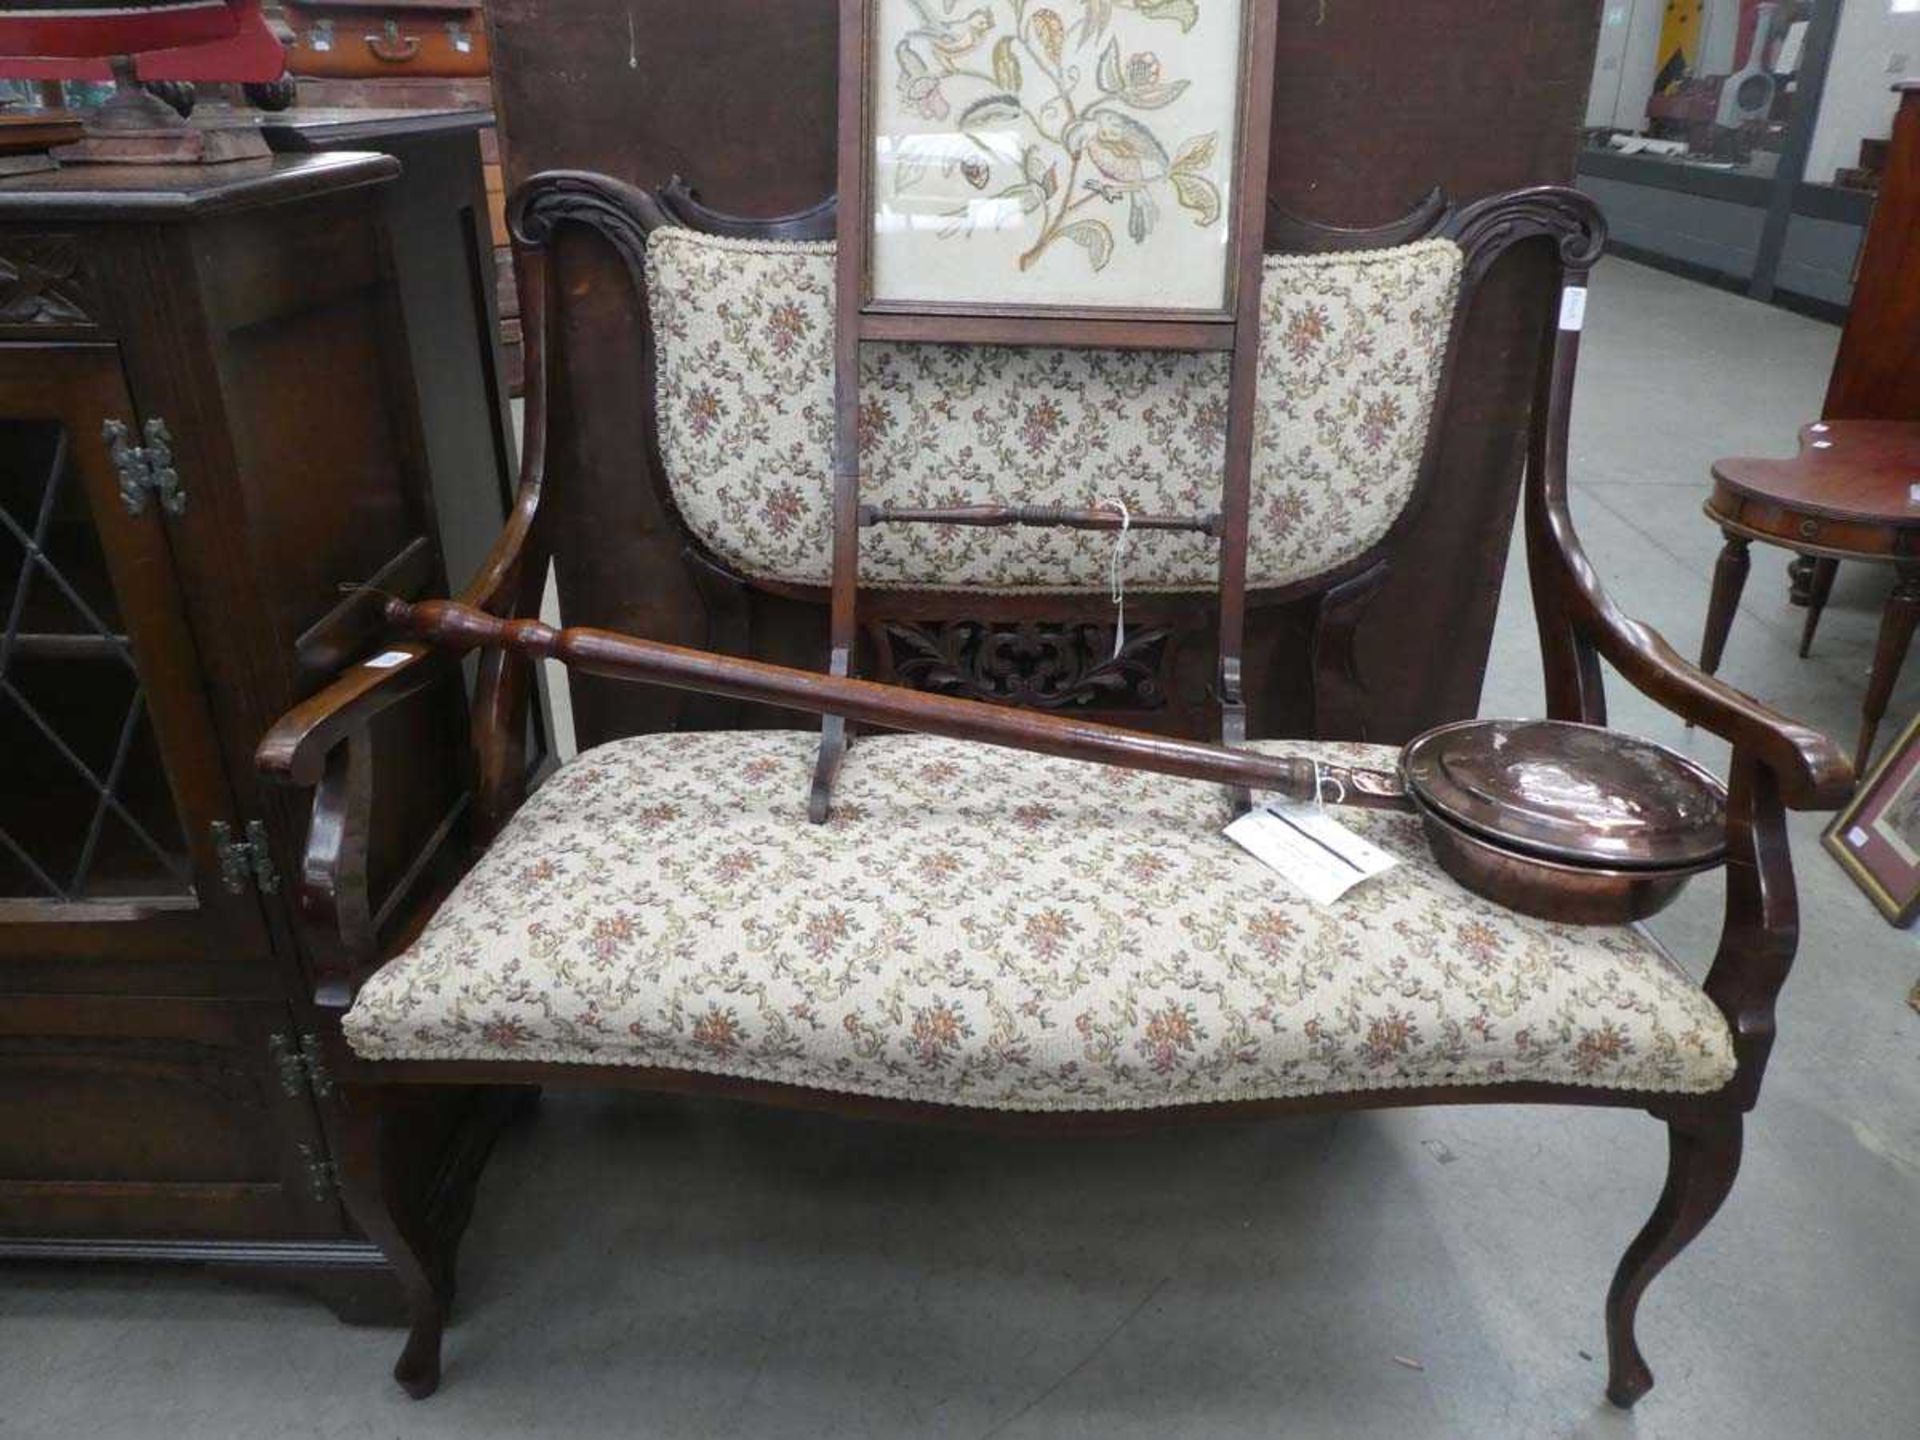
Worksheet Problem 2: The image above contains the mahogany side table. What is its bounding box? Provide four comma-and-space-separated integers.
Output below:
1701, 420, 1920, 775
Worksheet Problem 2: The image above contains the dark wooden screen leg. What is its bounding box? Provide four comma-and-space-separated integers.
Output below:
1205, 23, 1277, 817
332, 1083, 452, 1399
821, 55, 870, 825
1604, 1109, 1743, 1408
810, 708, 849, 823
809, 461, 859, 824
1855, 566, 1920, 775
1698, 533, 1751, 675
1797, 556, 1839, 658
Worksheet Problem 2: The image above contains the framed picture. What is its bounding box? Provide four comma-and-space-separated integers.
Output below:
850, 0, 1254, 320
1824, 711, 1920, 927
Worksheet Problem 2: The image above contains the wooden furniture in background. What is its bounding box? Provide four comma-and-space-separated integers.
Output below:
257, 106, 519, 598
0, 153, 503, 1317
1780, 83, 1919, 628
479, 0, 1607, 752
478, 125, 519, 392
1824, 82, 1920, 423
1700, 420, 1920, 774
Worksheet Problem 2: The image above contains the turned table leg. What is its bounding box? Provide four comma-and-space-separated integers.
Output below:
1699, 533, 1751, 675
1798, 557, 1839, 658
1857, 567, 1920, 775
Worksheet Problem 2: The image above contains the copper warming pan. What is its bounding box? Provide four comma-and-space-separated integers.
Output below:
385, 601, 1728, 927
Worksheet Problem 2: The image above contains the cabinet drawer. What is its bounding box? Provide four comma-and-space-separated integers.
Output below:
0, 995, 341, 1239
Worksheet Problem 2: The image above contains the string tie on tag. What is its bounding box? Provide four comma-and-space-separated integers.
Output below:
1101, 496, 1131, 660
1313, 760, 1346, 811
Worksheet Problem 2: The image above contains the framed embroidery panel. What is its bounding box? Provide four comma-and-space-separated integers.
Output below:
843, 0, 1268, 330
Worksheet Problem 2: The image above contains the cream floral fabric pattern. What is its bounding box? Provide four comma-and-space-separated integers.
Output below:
346, 733, 1736, 1109
645, 230, 1463, 593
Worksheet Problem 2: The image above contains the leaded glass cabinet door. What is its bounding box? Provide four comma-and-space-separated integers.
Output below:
0, 346, 269, 955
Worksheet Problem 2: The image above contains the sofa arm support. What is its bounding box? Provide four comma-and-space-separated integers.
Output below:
1699, 754, 1797, 1110
1523, 276, 1851, 812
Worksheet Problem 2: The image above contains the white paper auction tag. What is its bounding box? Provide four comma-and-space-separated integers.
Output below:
1225, 801, 1399, 907
1559, 286, 1589, 332
363, 650, 412, 670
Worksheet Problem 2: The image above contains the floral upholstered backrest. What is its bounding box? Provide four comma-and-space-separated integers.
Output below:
645, 229, 1464, 594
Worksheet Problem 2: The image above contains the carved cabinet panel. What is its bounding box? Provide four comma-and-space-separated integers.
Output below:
0, 234, 98, 330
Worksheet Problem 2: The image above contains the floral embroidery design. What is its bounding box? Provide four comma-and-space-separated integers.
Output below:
346, 732, 1737, 1111
644, 228, 1463, 593
890, 0, 1223, 276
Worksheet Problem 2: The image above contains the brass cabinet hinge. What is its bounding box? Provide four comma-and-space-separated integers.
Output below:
295, 1142, 337, 1203
211, 819, 280, 895
103, 418, 186, 518
269, 1030, 334, 1101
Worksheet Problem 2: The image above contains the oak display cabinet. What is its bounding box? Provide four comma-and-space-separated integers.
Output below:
0, 153, 499, 1318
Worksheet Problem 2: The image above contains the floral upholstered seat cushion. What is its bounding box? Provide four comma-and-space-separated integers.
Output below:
645, 230, 1463, 593
345, 733, 1736, 1109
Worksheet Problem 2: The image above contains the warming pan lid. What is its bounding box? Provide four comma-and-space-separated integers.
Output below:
1401, 719, 1728, 870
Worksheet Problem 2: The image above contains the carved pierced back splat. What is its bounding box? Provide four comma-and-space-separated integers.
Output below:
507, 168, 1606, 773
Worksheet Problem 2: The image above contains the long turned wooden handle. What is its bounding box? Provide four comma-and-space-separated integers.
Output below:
385, 600, 1412, 810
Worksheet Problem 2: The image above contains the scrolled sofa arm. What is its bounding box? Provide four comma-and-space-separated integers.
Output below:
1533, 495, 1852, 809
257, 646, 457, 787
1520, 263, 1851, 812
1511, 219, 1847, 1117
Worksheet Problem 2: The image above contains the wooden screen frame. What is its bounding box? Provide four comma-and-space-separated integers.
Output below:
820, 0, 1281, 817
835, 0, 1280, 348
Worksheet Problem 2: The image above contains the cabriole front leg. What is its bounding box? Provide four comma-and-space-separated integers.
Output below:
330, 1083, 454, 1399
1604, 1109, 1743, 1408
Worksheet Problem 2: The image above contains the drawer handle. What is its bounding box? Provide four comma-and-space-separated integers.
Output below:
1798, 519, 1821, 541
366, 21, 421, 63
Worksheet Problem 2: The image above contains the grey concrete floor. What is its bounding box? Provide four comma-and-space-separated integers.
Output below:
4, 259, 1917, 1440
